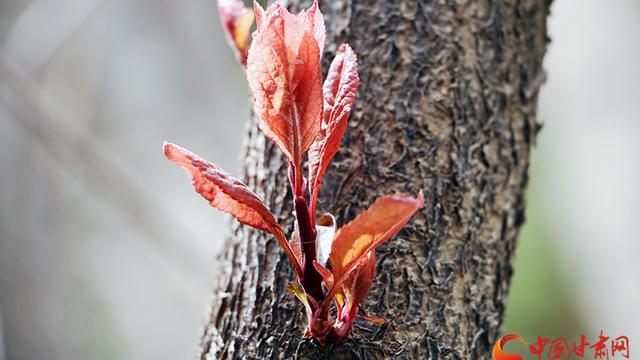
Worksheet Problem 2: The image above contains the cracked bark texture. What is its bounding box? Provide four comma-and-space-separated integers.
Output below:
200, 0, 550, 358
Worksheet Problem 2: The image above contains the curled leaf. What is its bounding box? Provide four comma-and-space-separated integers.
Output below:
290, 222, 303, 265
163, 142, 302, 277
315, 213, 336, 266
246, 1, 323, 166
218, 0, 255, 65
308, 44, 359, 216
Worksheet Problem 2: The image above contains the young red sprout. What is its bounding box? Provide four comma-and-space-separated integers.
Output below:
164, 0, 424, 344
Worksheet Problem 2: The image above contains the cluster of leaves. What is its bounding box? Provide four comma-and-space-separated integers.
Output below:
165, 0, 424, 344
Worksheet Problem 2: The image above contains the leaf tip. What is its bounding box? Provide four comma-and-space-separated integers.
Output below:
253, 0, 265, 26
163, 141, 181, 162
163, 142, 192, 168
162, 141, 172, 157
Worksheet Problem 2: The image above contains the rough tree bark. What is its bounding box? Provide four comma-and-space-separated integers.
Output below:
200, 0, 550, 358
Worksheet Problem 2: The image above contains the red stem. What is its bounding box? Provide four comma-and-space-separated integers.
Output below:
294, 196, 324, 304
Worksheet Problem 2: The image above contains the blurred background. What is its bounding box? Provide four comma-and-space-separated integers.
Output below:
0, 0, 638, 359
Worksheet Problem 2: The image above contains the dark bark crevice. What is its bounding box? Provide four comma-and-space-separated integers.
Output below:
200, 0, 550, 358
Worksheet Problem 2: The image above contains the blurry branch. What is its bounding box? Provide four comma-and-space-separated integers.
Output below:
0, 53, 211, 294
5, 0, 106, 73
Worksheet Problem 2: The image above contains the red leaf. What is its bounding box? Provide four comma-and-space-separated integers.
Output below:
313, 259, 345, 312
246, 1, 324, 167
322, 192, 424, 309
308, 44, 359, 216
217, 0, 254, 66
312, 260, 334, 289
163, 142, 302, 276
164, 142, 276, 231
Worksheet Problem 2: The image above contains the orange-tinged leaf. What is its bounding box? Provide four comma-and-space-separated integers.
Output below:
348, 250, 375, 307
218, 0, 254, 66
163, 142, 302, 276
246, 1, 323, 166
337, 249, 374, 317
328, 192, 424, 297
308, 44, 359, 216
321, 193, 424, 312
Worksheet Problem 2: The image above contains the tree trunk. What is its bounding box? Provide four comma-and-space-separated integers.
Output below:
200, 0, 550, 358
